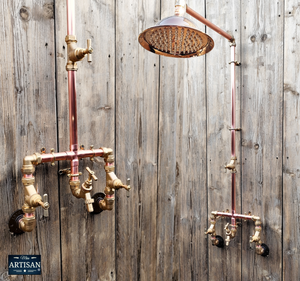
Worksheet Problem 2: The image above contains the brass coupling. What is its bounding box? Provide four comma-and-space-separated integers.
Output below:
19, 205, 36, 233
225, 157, 237, 173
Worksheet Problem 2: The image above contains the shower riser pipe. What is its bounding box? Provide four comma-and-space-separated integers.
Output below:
231, 45, 236, 226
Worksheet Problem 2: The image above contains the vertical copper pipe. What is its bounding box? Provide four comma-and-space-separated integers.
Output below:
67, 0, 75, 35
68, 71, 78, 152
231, 45, 236, 226
67, 0, 78, 181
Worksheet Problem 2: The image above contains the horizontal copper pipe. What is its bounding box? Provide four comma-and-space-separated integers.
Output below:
186, 5, 234, 42
215, 212, 253, 221
40, 149, 104, 163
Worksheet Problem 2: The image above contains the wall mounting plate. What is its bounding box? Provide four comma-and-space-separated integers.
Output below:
9, 209, 25, 235
92, 192, 105, 214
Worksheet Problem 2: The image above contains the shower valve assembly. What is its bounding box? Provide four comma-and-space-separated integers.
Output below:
9, 0, 131, 235
138, 0, 269, 256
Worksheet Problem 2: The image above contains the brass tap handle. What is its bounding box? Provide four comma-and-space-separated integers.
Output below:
87, 39, 92, 63
126, 178, 131, 189
86, 167, 97, 181
42, 194, 49, 217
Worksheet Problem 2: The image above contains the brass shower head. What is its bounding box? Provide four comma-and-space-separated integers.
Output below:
138, 15, 214, 58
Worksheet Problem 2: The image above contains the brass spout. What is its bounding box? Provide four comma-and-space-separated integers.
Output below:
225, 157, 237, 173
224, 223, 237, 246
65, 35, 93, 71
205, 214, 217, 236
98, 148, 130, 212
80, 167, 97, 212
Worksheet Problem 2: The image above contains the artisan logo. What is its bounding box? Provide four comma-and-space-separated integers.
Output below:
8, 255, 41, 275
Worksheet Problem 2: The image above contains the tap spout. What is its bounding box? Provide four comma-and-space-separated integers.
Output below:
98, 148, 130, 212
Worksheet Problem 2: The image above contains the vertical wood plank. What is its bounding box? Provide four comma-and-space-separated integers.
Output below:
283, 1, 300, 280
241, 0, 283, 280
206, 0, 241, 280
115, 0, 160, 280
157, 1, 208, 280
0, 0, 60, 280
55, 0, 116, 280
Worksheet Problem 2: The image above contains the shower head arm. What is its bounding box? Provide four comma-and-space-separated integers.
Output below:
186, 5, 235, 42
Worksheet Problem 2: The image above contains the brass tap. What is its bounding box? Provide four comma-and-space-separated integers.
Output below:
98, 148, 130, 212
224, 223, 237, 246
225, 157, 237, 173
65, 35, 93, 71
80, 167, 97, 212
205, 214, 217, 236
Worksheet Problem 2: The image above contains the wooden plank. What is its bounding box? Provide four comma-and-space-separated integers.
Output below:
241, 0, 283, 280
154, 1, 208, 280
115, 0, 160, 280
206, 0, 242, 280
0, 0, 60, 280
55, 0, 116, 280
283, 1, 300, 280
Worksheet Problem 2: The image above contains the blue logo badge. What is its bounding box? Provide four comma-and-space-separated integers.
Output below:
8, 255, 41, 275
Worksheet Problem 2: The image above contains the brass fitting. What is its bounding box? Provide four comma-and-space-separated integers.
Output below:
98, 149, 130, 212
205, 214, 217, 236
80, 167, 97, 212
250, 219, 262, 244
225, 157, 237, 173
19, 204, 36, 232
69, 180, 82, 198
65, 35, 93, 71
22, 153, 42, 174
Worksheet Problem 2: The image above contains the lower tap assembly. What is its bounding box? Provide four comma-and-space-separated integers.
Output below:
205, 211, 269, 256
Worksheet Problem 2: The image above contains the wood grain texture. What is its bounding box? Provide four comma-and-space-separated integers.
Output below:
283, 1, 300, 280
155, 1, 208, 280
241, 0, 283, 280
55, 0, 116, 280
0, 0, 60, 280
115, 0, 160, 280
206, 0, 242, 280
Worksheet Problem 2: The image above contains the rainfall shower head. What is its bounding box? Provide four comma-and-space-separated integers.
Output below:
138, 15, 214, 58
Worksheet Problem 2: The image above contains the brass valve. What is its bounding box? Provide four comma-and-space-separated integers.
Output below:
225, 157, 237, 173
65, 36, 93, 70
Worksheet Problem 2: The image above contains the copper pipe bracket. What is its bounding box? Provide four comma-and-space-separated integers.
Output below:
229, 128, 241, 131
90, 145, 95, 162
51, 148, 56, 166
59, 168, 71, 176
229, 61, 241, 66
67, 172, 82, 178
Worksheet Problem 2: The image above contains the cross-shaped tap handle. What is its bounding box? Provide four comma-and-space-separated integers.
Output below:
86, 167, 97, 181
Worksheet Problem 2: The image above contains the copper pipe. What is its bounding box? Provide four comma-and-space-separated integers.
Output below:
67, 0, 75, 35
40, 149, 104, 163
68, 71, 78, 152
214, 211, 253, 221
186, 5, 234, 42
230, 45, 236, 226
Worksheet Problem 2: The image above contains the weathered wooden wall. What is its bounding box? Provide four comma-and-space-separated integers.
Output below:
0, 0, 299, 280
